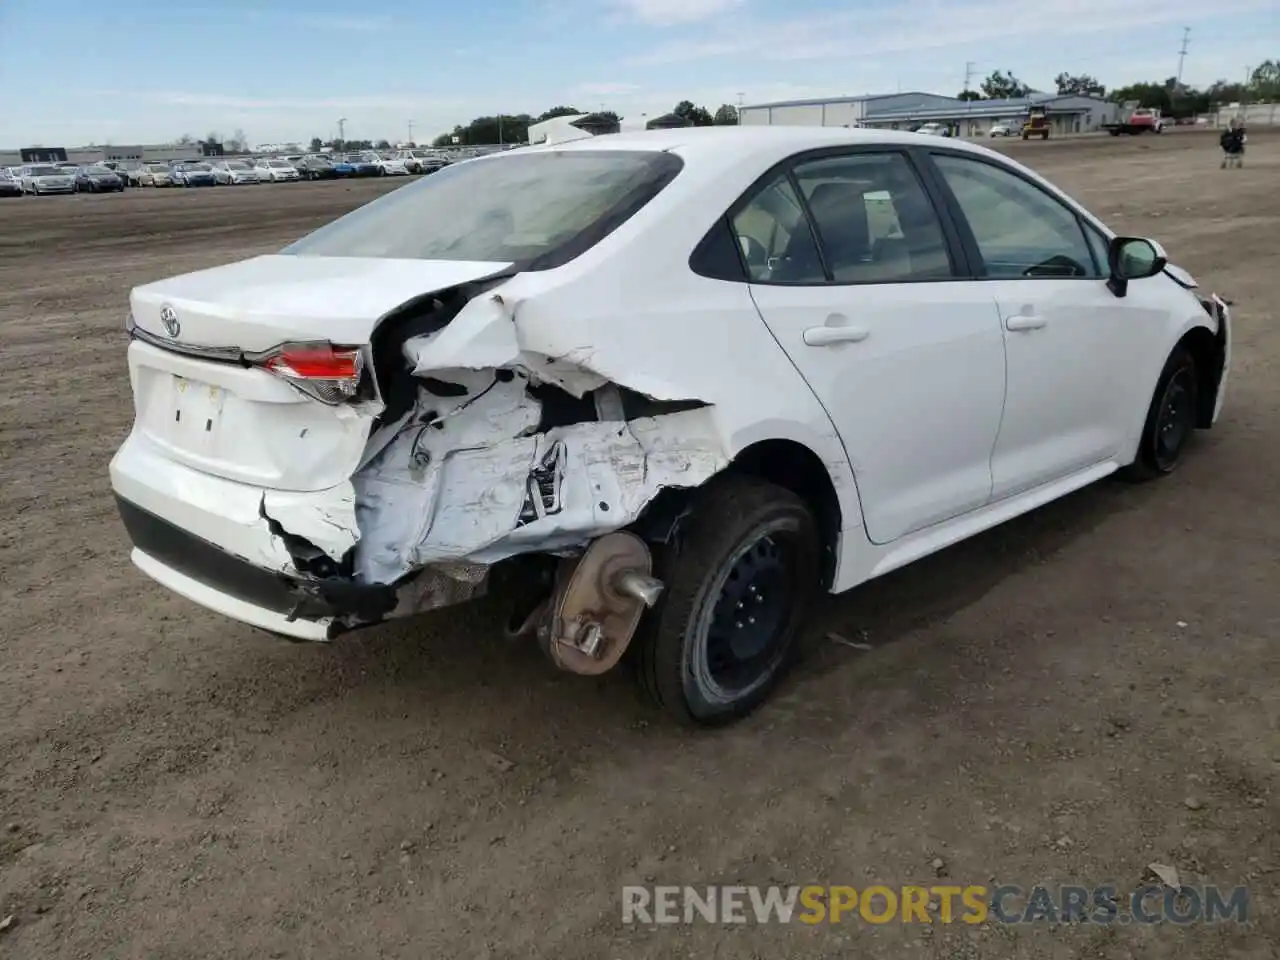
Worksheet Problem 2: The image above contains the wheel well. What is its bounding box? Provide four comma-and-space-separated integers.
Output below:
1177, 326, 1223, 428
726, 439, 843, 589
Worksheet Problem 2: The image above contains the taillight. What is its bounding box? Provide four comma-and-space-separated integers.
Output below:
254, 342, 363, 404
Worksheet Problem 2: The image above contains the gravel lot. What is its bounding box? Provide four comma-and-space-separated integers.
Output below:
1, 131, 1278, 959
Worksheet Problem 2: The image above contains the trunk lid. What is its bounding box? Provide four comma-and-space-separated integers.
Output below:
129, 254, 513, 352
126, 255, 513, 492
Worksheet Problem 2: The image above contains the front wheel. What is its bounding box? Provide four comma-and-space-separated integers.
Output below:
632, 476, 820, 726
1120, 346, 1199, 482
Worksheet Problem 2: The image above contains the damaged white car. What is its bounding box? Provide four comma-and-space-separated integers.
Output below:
109, 127, 1231, 725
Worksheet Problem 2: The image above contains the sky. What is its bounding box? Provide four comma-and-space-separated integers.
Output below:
0, 0, 1276, 147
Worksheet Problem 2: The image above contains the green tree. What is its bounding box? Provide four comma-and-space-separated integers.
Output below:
980, 70, 1030, 99
176, 133, 195, 146
1054, 72, 1106, 97
712, 104, 739, 125
1251, 60, 1280, 99
375, 139, 391, 150
535, 105, 583, 122
308, 137, 324, 153
673, 100, 715, 126
956, 90, 982, 101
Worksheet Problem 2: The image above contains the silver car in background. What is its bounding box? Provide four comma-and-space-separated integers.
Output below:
211, 160, 261, 185
20, 164, 76, 195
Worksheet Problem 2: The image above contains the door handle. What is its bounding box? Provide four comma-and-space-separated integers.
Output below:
1006, 314, 1047, 331
803, 325, 870, 346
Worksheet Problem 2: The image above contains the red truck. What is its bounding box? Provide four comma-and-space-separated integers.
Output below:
1103, 107, 1167, 136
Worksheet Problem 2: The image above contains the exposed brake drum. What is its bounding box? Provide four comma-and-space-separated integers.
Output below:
537, 531, 664, 676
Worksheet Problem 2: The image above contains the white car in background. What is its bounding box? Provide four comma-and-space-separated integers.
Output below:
989, 122, 1017, 137
376, 153, 410, 176
914, 122, 952, 137
211, 159, 261, 185
20, 164, 76, 195
255, 158, 301, 182
109, 127, 1231, 726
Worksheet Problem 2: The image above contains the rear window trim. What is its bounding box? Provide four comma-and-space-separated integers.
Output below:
284, 149, 685, 274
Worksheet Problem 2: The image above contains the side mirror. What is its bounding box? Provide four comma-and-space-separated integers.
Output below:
1107, 236, 1168, 297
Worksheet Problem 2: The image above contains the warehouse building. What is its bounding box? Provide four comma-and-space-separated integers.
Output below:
0, 142, 217, 168
739, 91, 1119, 137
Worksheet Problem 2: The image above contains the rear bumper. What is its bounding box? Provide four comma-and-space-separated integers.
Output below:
110, 433, 487, 640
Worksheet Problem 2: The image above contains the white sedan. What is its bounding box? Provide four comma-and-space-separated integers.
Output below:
376, 153, 411, 176
109, 127, 1231, 726
254, 158, 301, 182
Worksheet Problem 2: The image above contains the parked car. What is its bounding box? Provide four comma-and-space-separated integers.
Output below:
254, 158, 301, 182
396, 149, 448, 174
295, 155, 339, 180
20, 164, 76, 195
344, 152, 382, 177
139, 163, 176, 187
0, 169, 22, 197
210, 159, 261, 185
914, 122, 952, 137
988, 123, 1016, 137
329, 157, 357, 177
376, 153, 410, 176
172, 161, 218, 187
101, 161, 136, 187
108, 127, 1231, 726
73, 165, 125, 192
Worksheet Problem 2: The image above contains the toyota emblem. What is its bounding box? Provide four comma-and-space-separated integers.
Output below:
159, 305, 180, 338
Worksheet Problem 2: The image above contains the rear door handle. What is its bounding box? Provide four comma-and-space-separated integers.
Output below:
803, 325, 870, 346
1006, 315, 1047, 331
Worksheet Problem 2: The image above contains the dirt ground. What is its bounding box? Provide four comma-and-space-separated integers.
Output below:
1, 130, 1278, 959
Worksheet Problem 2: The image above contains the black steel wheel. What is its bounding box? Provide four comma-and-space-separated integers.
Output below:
633, 476, 820, 726
1121, 346, 1199, 481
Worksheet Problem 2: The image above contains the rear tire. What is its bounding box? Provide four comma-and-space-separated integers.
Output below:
1120, 346, 1199, 482
632, 476, 820, 727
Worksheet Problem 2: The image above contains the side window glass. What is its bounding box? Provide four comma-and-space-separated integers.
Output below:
792, 152, 955, 283
1083, 224, 1111, 276
932, 154, 1100, 279
730, 173, 825, 284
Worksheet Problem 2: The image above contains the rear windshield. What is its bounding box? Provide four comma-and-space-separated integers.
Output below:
30, 166, 60, 176
283, 149, 683, 268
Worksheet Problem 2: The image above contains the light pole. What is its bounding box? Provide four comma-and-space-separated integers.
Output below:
407, 120, 414, 145
337, 117, 347, 146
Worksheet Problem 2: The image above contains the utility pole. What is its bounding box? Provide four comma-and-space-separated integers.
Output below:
736, 91, 744, 124
963, 60, 976, 94
497, 114, 503, 146
1175, 27, 1190, 89
337, 117, 347, 145
407, 120, 414, 145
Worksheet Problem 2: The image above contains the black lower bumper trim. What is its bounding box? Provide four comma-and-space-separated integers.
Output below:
114, 496, 398, 624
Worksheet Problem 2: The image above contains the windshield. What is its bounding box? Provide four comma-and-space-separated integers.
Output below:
268, 160, 291, 168
226, 161, 250, 170
188, 162, 211, 171
307, 156, 332, 164
30, 166, 61, 176
87, 166, 113, 174
147, 164, 169, 172
284, 149, 682, 267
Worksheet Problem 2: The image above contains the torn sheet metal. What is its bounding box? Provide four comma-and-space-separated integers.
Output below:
351, 367, 726, 585
260, 484, 360, 567
403, 293, 684, 400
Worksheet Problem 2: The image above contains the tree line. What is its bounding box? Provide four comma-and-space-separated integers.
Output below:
961, 60, 1279, 117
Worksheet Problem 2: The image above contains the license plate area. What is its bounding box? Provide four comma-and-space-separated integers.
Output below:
165, 374, 227, 454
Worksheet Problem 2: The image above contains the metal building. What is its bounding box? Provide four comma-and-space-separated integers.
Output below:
739, 91, 1119, 137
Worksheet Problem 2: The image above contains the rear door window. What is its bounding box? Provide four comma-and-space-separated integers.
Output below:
791, 152, 955, 283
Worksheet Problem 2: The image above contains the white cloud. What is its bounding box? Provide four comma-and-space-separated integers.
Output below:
612, 0, 743, 26
573, 82, 643, 96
